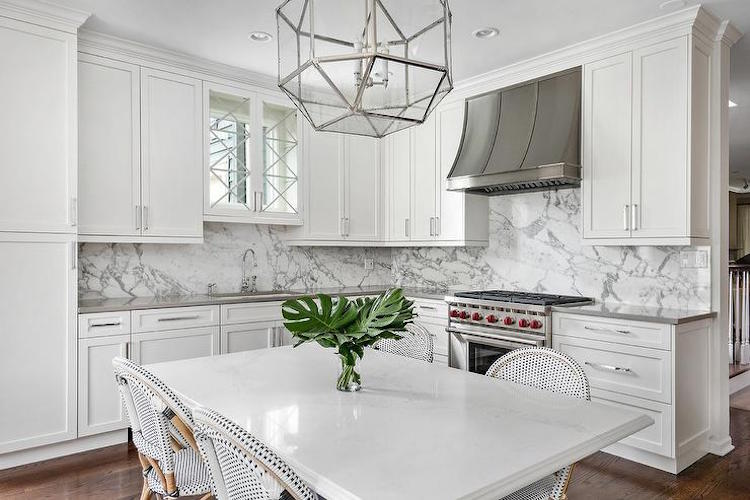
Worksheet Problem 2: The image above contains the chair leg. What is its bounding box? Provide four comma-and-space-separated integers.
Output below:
198, 494, 213, 500
139, 478, 151, 500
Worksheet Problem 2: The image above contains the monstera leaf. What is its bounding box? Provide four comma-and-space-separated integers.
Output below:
281, 289, 415, 360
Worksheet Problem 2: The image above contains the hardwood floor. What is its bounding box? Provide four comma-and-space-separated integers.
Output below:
2, 409, 750, 499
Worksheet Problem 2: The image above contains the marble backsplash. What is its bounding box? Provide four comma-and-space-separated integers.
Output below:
79, 189, 711, 309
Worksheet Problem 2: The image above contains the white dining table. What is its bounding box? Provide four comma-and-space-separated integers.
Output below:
147, 344, 652, 500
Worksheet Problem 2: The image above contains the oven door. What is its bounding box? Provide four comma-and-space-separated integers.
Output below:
449, 331, 544, 374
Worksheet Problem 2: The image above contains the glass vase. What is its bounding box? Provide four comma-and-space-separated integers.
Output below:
336, 356, 361, 392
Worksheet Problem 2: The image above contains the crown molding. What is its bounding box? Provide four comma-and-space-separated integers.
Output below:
78, 30, 279, 92
446, 5, 728, 103
716, 19, 743, 46
0, 0, 89, 33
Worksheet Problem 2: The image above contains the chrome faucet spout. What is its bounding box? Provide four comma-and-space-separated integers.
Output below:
241, 248, 258, 293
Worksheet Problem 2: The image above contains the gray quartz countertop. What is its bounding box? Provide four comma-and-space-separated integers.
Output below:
78, 286, 452, 314
551, 302, 716, 325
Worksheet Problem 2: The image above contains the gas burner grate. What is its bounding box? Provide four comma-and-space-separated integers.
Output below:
453, 290, 591, 306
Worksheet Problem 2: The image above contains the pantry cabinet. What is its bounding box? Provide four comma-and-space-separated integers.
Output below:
78, 58, 203, 243
582, 35, 711, 245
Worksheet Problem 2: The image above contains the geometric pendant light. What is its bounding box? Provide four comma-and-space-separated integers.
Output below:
276, 0, 453, 138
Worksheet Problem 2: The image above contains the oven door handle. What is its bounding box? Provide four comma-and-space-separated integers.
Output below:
450, 331, 543, 350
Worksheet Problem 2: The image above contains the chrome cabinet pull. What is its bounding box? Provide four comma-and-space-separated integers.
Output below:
71, 242, 77, 270
584, 325, 631, 335
404, 218, 410, 238
136, 205, 142, 230
623, 205, 630, 231
157, 315, 201, 322
429, 217, 435, 236
419, 305, 438, 310
631, 204, 638, 231
585, 361, 632, 374
435, 216, 440, 236
70, 197, 77, 226
143, 206, 149, 231
345, 218, 350, 236
125, 342, 130, 359
90, 321, 122, 328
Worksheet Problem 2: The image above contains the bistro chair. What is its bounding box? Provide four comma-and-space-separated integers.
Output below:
486, 347, 590, 500
374, 322, 434, 362
193, 405, 319, 500
112, 356, 212, 500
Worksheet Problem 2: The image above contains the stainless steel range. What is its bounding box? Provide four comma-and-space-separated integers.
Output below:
445, 290, 593, 374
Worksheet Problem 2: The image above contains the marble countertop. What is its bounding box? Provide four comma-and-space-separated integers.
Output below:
78, 285, 452, 314
552, 302, 716, 325
148, 344, 651, 500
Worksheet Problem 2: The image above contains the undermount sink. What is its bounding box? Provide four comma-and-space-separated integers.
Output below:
209, 290, 300, 300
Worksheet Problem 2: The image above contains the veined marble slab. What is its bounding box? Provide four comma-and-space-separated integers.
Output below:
552, 302, 716, 325
148, 344, 652, 500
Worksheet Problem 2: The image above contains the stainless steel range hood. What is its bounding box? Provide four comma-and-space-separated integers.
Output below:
446, 68, 581, 195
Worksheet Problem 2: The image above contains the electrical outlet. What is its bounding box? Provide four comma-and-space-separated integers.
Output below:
680, 250, 709, 269
364, 258, 374, 270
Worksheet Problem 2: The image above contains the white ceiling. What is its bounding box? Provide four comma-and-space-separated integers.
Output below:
54, 0, 749, 184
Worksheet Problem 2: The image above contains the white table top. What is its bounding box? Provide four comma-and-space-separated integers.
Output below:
148, 345, 652, 500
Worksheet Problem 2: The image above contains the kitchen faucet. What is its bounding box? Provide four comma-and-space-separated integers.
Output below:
241, 248, 257, 293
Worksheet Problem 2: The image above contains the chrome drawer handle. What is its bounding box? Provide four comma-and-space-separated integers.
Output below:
419, 305, 437, 310
584, 326, 631, 335
90, 321, 121, 328
157, 315, 201, 322
585, 361, 632, 374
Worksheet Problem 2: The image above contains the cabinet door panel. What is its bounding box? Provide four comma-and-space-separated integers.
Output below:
132, 327, 219, 365
141, 69, 203, 238
78, 55, 140, 237
386, 129, 411, 241
632, 38, 688, 238
345, 135, 379, 240
0, 234, 76, 453
0, 20, 76, 233
437, 103, 465, 240
304, 125, 344, 239
78, 335, 129, 436
221, 322, 274, 354
411, 114, 437, 240
582, 53, 633, 239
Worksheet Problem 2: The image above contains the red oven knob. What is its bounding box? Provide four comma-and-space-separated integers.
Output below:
486, 314, 498, 323
518, 318, 530, 328
450, 309, 460, 318
503, 316, 514, 326
459, 310, 469, 319
530, 319, 543, 329
471, 312, 483, 321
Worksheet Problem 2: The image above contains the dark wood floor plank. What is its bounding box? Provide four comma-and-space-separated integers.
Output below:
1, 408, 749, 499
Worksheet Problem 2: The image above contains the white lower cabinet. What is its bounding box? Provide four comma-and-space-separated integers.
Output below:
552, 313, 710, 473
411, 297, 450, 366
221, 321, 275, 354
78, 335, 129, 437
131, 327, 220, 365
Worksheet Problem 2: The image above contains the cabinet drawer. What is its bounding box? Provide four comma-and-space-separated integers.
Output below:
415, 318, 449, 356
553, 335, 672, 404
594, 388, 673, 458
132, 327, 220, 365
79, 311, 131, 338
132, 306, 219, 333
411, 298, 448, 320
554, 313, 671, 350
221, 302, 283, 325
220, 322, 275, 354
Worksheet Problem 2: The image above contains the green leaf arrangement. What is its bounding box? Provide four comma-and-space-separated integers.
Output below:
282, 288, 415, 391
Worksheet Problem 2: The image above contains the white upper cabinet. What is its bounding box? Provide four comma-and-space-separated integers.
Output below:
203, 84, 302, 225
344, 135, 380, 241
385, 128, 411, 241
411, 114, 438, 241
582, 35, 711, 246
0, 18, 77, 233
141, 68, 203, 239
78, 55, 141, 237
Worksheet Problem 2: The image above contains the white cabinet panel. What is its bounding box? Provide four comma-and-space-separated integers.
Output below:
141, 68, 203, 239
78, 55, 140, 237
386, 129, 411, 241
437, 102, 466, 241
345, 135, 379, 240
132, 327, 220, 365
411, 114, 437, 240
221, 322, 275, 354
582, 52, 633, 239
0, 234, 76, 453
632, 37, 688, 238
0, 19, 76, 233
132, 305, 219, 333
78, 335, 129, 437
78, 311, 131, 339
221, 302, 282, 325
303, 125, 344, 239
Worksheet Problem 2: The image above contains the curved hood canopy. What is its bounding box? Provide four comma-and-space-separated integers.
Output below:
446, 68, 581, 195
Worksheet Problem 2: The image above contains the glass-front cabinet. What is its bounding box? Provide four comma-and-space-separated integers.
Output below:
203, 82, 302, 225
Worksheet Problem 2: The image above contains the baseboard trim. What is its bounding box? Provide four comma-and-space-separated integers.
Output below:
0, 430, 128, 470
707, 435, 734, 456
729, 369, 750, 394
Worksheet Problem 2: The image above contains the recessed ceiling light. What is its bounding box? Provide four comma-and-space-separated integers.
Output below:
472, 27, 499, 39
659, 0, 687, 10
248, 31, 273, 43
729, 100, 738, 108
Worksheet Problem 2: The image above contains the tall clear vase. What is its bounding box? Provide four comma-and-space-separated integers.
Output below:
336, 356, 361, 392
